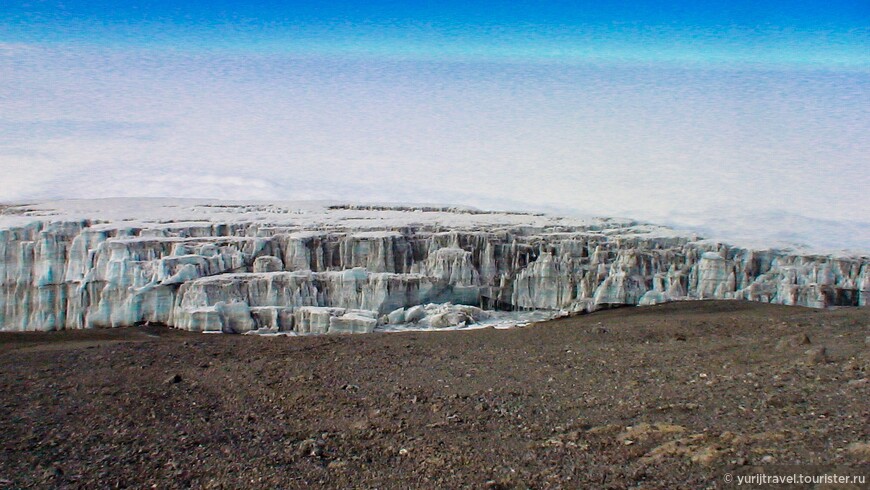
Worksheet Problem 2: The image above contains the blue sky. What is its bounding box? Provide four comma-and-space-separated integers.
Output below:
1, 1, 868, 250
3, 1, 869, 64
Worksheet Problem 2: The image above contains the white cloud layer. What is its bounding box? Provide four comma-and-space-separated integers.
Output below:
1, 46, 868, 251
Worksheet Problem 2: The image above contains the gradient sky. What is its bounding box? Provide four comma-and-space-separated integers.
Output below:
1, 1, 869, 250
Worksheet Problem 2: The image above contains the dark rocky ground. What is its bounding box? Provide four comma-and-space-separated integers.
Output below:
1, 301, 868, 489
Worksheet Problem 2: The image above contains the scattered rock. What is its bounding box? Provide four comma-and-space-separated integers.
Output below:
165, 374, 182, 384
641, 434, 719, 466
297, 439, 323, 458
41, 466, 62, 479
732, 431, 790, 446
586, 424, 623, 437
845, 442, 870, 460
542, 437, 564, 448
842, 358, 863, 372
617, 423, 686, 443
804, 346, 828, 365
775, 333, 811, 351
690, 446, 720, 465
719, 431, 738, 444
764, 392, 804, 408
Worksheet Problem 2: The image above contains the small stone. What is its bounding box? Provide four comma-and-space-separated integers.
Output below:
311, 442, 325, 458
296, 439, 317, 457
719, 431, 737, 443
690, 446, 720, 465
775, 333, 812, 351
842, 359, 861, 371
845, 442, 870, 460
805, 346, 828, 365
761, 455, 775, 464
295, 441, 309, 456
165, 374, 182, 384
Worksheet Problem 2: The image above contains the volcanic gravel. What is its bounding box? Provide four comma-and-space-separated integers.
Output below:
1, 301, 868, 489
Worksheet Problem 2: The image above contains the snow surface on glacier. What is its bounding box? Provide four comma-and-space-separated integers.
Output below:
0, 198, 867, 333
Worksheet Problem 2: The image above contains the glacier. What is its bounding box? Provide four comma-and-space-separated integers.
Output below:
0, 199, 867, 333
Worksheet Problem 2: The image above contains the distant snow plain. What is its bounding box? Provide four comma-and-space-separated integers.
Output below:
1, 45, 868, 253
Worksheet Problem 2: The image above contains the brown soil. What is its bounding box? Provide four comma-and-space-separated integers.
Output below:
1, 301, 868, 489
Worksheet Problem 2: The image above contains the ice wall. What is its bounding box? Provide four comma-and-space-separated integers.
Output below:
1, 200, 867, 333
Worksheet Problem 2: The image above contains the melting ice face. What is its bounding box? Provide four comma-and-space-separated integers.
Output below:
1, 199, 867, 334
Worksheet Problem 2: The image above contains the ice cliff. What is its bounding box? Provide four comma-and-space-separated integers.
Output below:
1, 199, 867, 333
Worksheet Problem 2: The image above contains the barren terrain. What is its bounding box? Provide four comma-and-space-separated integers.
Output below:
1, 301, 868, 489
